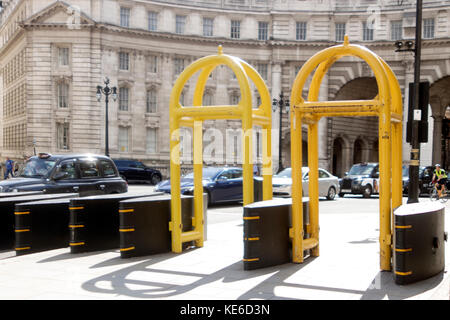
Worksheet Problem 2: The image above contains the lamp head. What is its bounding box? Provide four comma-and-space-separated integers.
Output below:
112, 87, 117, 101
405, 40, 414, 49
96, 86, 102, 102
394, 41, 404, 50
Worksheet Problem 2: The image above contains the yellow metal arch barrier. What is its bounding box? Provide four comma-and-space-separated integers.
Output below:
290, 36, 402, 271
169, 46, 273, 253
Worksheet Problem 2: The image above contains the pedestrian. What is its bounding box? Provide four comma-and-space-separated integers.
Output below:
4, 157, 14, 179
253, 163, 259, 176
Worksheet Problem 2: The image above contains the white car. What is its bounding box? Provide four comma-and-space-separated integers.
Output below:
272, 167, 340, 200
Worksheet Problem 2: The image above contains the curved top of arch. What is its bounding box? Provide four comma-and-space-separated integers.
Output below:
169, 46, 271, 123
290, 36, 400, 117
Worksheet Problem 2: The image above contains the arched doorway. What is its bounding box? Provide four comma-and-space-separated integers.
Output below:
430, 76, 450, 170
331, 77, 379, 173
370, 140, 379, 162
353, 139, 364, 164
332, 137, 345, 177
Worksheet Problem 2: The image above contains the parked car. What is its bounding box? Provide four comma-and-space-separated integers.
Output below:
338, 162, 379, 198
0, 153, 127, 196
113, 159, 162, 185
402, 165, 434, 196
155, 167, 244, 205
272, 167, 340, 200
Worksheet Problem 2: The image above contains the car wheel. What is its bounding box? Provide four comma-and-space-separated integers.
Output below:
327, 187, 336, 200
151, 174, 161, 185
362, 185, 372, 198
339, 192, 345, 198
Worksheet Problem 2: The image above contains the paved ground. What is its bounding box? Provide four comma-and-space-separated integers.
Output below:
0, 185, 448, 300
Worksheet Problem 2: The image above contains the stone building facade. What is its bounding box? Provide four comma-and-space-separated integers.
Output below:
1, 0, 450, 177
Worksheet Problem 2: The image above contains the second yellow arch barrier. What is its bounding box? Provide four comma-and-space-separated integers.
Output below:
290, 36, 403, 271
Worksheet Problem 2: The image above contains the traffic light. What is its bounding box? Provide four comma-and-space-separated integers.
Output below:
406, 81, 429, 144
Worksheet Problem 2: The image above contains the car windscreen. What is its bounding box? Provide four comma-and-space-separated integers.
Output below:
348, 164, 375, 176
20, 158, 57, 178
183, 168, 223, 180
275, 168, 292, 178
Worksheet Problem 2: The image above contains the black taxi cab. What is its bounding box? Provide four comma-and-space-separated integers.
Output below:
0, 153, 127, 196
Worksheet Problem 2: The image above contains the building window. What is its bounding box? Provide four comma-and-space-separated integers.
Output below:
391, 20, 402, 41
58, 47, 69, 66
203, 92, 214, 106
176, 15, 186, 34
57, 123, 70, 150
423, 18, 435, 39
258, 21, 268, 40
146, 128, 157, 153
146, 90, 157, 113
119, 87, 129, 111
296, 22, 307, 40
231, 20, 241, 39
148, 11, 158, 31
230, 93, 240, 105
120, 7, 130, 28
118, 126, 130, 152
57, 82, 69, 108
147, 55, 158, 73
174, 58, 185, 75
335, 23, 346, 42
362, 22, 374, 41
256, 63, 268, 80
119, 52, 129, 71
203, 17, 214, 37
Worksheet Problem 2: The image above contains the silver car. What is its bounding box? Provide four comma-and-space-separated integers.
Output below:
272, 167, 340, 200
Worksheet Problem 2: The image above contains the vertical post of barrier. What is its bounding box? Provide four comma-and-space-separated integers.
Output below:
242, 110, 254, 206
262, 125, 273, 200
308, 120, 320, 256
169, 122, 183, 253
378, 93, 392, 272
290, 103, 304, 263
193, 119, 204, 247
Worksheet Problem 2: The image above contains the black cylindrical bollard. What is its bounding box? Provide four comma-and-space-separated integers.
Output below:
394, 202, 446, 285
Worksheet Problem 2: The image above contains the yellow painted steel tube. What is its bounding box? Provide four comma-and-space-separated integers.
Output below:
242, 60, 273, 201
262, 125, 273, 200
307, 121, 320, 256
290, 108, 304, 263
297, 99, 381, 112
193, 120, 204, 247
381, 58, 403, 211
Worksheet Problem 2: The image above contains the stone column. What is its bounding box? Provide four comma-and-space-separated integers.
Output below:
318, 73, 329, 170
430, 94, 445, 167
431, 111, 444, 166
271, 62, 282, 173
402, 59, 414, 165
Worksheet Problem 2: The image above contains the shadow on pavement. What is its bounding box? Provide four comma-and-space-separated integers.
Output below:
361, 271, 445, 300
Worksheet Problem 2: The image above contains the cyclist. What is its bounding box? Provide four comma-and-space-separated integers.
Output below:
432, 164, 447, 198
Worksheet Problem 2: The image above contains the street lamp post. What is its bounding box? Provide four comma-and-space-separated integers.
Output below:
96, 77, 117, 158
395, 0, 422, 204
272, 93, 290, 173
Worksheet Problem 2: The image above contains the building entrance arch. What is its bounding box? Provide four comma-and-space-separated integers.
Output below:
289, 36, 403, 271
